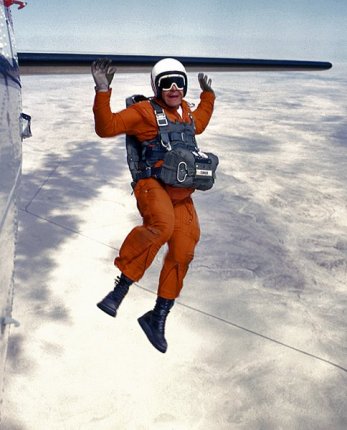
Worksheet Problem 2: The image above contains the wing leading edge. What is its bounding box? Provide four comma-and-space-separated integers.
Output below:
17, 52, 333, 74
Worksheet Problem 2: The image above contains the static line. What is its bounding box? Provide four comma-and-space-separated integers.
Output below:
136, 283, 347, 373
21, 191, 346, 374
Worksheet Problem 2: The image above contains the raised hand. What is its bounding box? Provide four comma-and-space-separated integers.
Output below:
91, 58, 117, 91
198, 73, 214, 95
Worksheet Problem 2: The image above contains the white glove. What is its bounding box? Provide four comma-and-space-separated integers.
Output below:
91, 58, 117, 92
198, 73, 214, 95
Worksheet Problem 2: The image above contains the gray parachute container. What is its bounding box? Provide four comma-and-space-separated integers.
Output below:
125, 95, 148, 184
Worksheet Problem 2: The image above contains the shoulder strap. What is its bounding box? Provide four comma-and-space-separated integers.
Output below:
126, 94, 148, 108
149, 100, 172, 150
150, 100, 168, 126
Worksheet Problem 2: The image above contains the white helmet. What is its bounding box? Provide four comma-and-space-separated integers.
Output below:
151, 58, 188, 98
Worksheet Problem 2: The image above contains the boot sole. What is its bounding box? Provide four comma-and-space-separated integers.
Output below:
138, 315, 167, 353
96, 302, 117, 318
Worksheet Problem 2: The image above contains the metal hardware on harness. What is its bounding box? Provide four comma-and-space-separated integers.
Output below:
142, 166, 153, 178
155, 112, 168, 127
177, 161, 188, 183
160, 139, 172, 151
135, 166, 162, 181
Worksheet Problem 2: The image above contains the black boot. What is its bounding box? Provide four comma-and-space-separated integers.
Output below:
138, 297, 175, 353
97, 274, 133, 317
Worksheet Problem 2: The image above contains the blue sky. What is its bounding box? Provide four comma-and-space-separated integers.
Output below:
10, 0, 347, 62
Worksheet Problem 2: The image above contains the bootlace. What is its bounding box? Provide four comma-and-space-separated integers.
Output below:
152, 312, 166, 333
152, 300, 174, 333
113, 277, 130, 300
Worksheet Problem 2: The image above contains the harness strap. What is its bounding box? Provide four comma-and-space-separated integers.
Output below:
150, 100, 171, 149
149, 100, 197, 151
135, 166, 162, 181
126, 97, 199, 184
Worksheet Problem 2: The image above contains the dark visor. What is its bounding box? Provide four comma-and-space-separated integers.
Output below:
157, 74, 186, 91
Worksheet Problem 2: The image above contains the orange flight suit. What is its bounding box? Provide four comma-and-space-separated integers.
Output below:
93, 89, 215, 299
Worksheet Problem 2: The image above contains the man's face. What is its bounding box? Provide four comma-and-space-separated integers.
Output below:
161, 84, 184, 108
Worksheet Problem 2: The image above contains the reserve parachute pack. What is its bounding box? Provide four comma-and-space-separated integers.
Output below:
125, 95, 218, 191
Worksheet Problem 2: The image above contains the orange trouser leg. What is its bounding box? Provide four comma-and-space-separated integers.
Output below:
158, 197, 200, 299
115, 178, 175, 281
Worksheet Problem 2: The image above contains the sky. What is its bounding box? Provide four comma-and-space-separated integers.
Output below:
9, 0, 347, 63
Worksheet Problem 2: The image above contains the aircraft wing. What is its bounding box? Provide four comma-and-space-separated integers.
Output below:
17, 53, 333, 74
